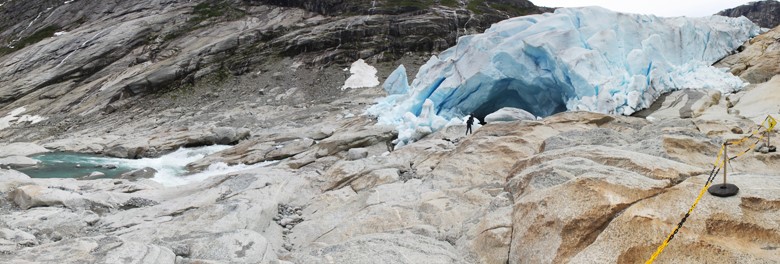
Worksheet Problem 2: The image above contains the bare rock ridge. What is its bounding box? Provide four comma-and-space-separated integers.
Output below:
717, 0, 780, 28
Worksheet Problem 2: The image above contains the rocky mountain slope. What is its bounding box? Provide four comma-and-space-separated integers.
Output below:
717, 0, 780, 28
0, 0, 549, 144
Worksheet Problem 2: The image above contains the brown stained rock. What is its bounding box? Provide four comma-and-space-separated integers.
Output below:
509, 145, 706, 187
507, 157, 670, 263
740, 196, 780, 211
715, 26, 780, 84
661, 134, 720, 168
570, 174, 780, 263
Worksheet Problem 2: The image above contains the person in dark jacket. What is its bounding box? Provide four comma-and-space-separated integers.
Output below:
466, 114, 475, 135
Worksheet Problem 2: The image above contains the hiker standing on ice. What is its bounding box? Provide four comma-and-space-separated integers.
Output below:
466, 114, 475, 135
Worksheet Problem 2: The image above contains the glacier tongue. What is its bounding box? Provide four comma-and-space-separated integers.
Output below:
368, 7, 760, 147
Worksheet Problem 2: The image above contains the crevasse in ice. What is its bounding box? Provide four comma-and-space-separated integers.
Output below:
368, 7, 760, 147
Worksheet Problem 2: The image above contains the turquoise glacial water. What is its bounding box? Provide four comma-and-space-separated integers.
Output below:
18, 152, 134, 179
15, 145, 273, 186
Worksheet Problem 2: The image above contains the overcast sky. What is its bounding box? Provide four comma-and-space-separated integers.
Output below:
530, 0, 759, 17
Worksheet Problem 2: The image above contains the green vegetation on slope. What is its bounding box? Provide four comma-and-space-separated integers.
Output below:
192, 0, 246, 23
439, 0, 460, 8
467, 0, 535, 16
0, 25, 60, 56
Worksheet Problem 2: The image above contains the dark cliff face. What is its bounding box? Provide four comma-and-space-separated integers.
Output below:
246, 0, 551, 62
248, 0, 547, 17
717, 0, 780, 28
1, 0, 549, 62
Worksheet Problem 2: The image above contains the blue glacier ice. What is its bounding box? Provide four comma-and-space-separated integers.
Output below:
368, 7, 760, 147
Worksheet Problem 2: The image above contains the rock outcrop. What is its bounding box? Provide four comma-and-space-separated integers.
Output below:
715, 25, 780, 84
717, 0, 780, 28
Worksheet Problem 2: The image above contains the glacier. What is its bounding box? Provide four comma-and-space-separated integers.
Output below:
368, 7, 760, 147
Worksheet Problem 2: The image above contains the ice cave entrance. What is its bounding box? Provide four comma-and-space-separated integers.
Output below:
465, 78, 568, 120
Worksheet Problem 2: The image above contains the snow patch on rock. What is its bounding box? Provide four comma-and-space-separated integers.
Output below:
0, 107, 47, 131
342, 59, 380, 90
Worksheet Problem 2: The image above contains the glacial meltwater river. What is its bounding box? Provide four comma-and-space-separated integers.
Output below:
17, 145, 271, 186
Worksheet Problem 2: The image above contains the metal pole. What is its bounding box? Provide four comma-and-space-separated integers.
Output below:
723, 142, 728, 185
709, 141, 738, 197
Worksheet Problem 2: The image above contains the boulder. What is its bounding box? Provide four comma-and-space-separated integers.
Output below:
0, 142, 49, 158
346, 148, 368, 160
315, 124, 396, 158
118, 167, 157, 181
208, 127, 250, 145
484, 107, 536, 123
309, 127, 335, 140
0, 156, 39, 169
0, 169, 32, 192
9, 185, 112, 212
80, 171, 106, 180
104, 142, 148, 159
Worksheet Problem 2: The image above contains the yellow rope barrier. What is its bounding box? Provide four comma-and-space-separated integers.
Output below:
645, 144, 723, 264
645, 115, 775, 263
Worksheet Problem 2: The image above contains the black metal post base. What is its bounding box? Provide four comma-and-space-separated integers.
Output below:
708, 183, 739, 197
